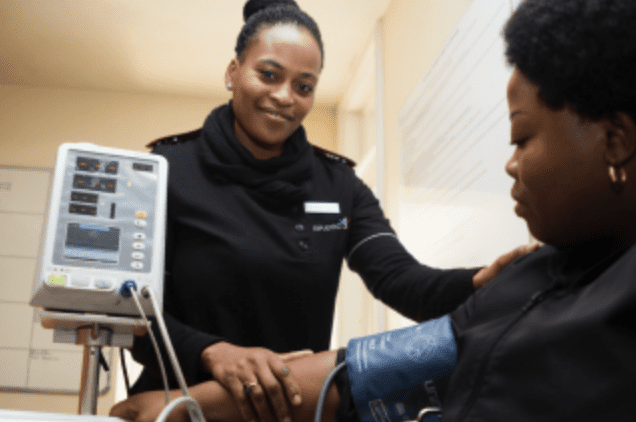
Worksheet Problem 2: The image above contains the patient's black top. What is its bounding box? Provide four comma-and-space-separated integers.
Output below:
131, 103, 477, 392
443, 242, 636, 421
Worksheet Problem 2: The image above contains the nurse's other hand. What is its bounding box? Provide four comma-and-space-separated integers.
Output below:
201, 342, 301, 422
110, 390, 186, 422
472, 243, 541, 289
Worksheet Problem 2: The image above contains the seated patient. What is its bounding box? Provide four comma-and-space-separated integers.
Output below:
111, 0, 636, 420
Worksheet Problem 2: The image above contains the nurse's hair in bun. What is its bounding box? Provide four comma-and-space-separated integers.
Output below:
242, 0, 299, 21
235, 0, 324, 68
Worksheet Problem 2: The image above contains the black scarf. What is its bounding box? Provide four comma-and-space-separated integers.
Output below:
197, 102, 314, 204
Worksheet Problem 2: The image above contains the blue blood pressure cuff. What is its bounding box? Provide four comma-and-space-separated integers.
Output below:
344, 315, 457, 422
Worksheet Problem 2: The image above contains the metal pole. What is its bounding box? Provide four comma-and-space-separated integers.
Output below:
77, 325, 110, 415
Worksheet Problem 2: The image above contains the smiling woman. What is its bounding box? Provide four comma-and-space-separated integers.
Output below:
227, 23, 321, 159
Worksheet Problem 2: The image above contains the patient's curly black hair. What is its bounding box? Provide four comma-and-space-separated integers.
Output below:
504, 0, 636, 123
235, 0, 324, 69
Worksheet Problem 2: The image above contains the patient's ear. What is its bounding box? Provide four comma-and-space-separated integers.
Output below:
602, 112, 636, 166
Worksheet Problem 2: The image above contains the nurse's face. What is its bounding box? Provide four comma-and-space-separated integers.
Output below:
226, 24, 322, 160
505, 69, 612, 247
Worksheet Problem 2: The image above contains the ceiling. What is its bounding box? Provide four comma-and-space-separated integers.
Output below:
0, 0, 392, 106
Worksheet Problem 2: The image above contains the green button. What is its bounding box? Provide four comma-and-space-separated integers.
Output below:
48, 274, 67, 285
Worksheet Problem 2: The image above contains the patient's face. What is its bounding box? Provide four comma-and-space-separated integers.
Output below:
505, 69, 610, 247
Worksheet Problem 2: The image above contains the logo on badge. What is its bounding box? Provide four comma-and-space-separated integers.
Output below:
313, 217, 350, 232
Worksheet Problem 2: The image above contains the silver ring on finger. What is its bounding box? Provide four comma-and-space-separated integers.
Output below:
243, 381, 259, 394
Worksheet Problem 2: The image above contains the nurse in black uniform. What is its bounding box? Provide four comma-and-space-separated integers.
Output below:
129, 1, 531, 422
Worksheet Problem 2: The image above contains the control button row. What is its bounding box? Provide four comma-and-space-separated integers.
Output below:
46, 274, 114, 290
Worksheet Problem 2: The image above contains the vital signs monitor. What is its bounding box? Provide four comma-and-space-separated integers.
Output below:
30, 143, 168, 316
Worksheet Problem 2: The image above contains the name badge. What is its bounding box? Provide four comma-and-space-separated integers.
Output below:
304, 201, 341, 214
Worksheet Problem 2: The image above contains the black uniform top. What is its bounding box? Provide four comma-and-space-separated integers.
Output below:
131, 103, 477, 391
444, 241, 636, 421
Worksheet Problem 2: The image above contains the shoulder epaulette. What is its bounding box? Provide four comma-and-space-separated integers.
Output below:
313, 145, 356, 168
146, 128, 202, 149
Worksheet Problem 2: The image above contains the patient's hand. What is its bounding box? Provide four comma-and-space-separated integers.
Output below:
472, 243, 541, 289
110, 390, 186, 422
111, 350, 339, 422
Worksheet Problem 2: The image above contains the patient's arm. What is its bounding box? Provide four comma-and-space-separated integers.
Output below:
110, 350, 340, 422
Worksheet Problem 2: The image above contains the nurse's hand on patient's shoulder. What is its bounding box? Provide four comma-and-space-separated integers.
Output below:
110, 389, 187, 422
201, 341, 301, 422
472, 243, 541, 289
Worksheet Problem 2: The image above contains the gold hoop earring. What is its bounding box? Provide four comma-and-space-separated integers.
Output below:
609, 165, 627, 194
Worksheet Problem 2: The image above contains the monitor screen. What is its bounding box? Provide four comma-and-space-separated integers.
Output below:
64, 223, 120, 263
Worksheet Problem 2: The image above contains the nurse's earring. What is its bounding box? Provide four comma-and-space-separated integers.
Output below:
226, 82, 232, 90
609, 164, 627, 194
